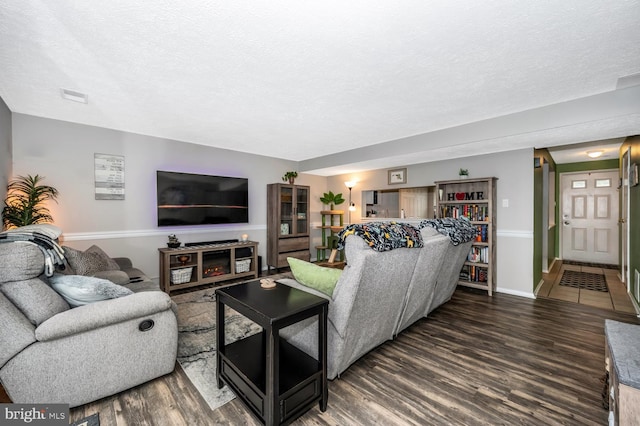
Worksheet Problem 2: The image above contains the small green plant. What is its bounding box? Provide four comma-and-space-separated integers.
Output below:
2, 174, 59, 230
282, 171, 298, 183
320, 191, 345, 210
459, 168, 469, 177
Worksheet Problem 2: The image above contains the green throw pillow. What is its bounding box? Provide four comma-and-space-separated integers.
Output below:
287, 257, 342, 297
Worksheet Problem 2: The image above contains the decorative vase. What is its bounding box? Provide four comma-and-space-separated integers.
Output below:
288, 177, 295, 184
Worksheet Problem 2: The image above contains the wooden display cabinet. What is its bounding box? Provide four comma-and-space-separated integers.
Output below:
267, 183, 311, 270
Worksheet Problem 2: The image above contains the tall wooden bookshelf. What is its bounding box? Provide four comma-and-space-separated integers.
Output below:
435, 177, 497, 295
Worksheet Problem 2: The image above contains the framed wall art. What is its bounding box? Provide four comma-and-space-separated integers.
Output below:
388, 168, 407, 185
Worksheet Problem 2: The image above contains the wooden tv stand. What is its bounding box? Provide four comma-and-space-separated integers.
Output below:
158, 241, 258, 293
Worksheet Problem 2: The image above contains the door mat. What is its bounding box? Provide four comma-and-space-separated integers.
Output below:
559, 270, 608, 292
562, 260, 618, 270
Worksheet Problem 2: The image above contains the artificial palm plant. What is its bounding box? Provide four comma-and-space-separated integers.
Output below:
320, 190, 345, 210
2, 174, 59, 230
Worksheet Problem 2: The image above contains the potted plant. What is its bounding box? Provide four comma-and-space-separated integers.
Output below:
459, 168, 469, 179
320, 191, 345, 210
282, 171, 298, 184
2, 174, 59, 230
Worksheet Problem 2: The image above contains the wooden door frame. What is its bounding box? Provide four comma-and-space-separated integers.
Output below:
621, 149, 631, 288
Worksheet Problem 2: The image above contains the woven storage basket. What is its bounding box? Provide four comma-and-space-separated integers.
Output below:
171, 267, 193, 284
235, 259, 251, 273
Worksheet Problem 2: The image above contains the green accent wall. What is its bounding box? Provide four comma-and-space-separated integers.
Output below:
533, 149, 556, 290
620, 137, 640, 305
556, 159, 619, 173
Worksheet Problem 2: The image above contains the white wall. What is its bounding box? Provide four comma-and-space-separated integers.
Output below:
11, 113, 327, 279
0, 97, 11, 213
11, 113, 535, 296
327, 149, 535, 297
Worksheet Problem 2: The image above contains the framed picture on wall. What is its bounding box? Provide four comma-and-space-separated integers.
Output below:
388, 168, 407, 185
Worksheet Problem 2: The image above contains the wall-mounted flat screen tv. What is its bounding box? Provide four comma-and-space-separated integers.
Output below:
157, 171, 249, 226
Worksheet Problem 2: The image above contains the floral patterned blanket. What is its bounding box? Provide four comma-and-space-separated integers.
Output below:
337, 221, 423, 251
418, 217, 478, 246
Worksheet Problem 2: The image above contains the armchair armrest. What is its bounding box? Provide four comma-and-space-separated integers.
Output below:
35, 292, 174, 342
91, 269, 130, 285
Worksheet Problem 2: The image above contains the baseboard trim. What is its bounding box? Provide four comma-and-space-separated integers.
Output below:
533, 279, 545, 296
496, 287, 536, 299
628, 291, 640, 317
545, 257, 559, 273
62, 224, 266, 241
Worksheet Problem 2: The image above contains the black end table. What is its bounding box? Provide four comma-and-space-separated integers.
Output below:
216, 280, 328, 425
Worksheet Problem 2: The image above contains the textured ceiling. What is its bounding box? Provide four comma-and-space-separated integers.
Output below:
1, 1, 639, 175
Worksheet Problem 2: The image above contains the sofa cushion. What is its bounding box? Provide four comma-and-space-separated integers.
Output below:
287, 257, 342, 297
0, 278, 70, 326
0, 243, 45, 282
92, 270, 131, 286
48, 274, 133, 307
63, 245, 121, 276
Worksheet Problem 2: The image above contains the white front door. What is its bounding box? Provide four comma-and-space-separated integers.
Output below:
561, 170, 619, 264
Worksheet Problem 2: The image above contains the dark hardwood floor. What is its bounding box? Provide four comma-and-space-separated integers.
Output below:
5, 288, 638, 425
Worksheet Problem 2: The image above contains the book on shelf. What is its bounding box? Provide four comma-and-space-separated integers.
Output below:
475, 225, 489, 242
467, 246, 489, 263
439, 204, 489, 222
459, 265, 488, 283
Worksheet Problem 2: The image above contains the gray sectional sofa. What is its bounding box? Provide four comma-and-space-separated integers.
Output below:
279, 224, 473, 379
0, 242, 178, 407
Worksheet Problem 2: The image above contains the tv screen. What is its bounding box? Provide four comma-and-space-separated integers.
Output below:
157, 171, 249, 226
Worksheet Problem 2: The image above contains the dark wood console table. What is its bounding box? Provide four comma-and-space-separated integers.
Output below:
216, 280, 328, 425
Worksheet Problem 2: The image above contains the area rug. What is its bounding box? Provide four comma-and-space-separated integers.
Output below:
172, 273, 292, 411
558, 270, 608, 292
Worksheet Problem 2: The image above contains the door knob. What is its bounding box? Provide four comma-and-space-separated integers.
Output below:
564, 221, 570, 225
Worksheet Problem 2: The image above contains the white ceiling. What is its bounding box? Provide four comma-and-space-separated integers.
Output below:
1, 1, 639, 175
547, 139, 623, 164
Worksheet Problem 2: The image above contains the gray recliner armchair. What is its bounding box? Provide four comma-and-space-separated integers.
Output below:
0, 242, 178, 408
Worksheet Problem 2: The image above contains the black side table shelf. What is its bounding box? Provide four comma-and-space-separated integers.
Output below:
216, 281, 328, 425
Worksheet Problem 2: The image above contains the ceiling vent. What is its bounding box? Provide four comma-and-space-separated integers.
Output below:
60, 88, 88, 104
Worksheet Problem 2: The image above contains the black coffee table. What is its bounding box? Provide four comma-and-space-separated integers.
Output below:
216, 280, 328, 425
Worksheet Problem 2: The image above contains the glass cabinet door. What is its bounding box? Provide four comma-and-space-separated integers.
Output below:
280, 186, 293, 235
295, 186, 309, 234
